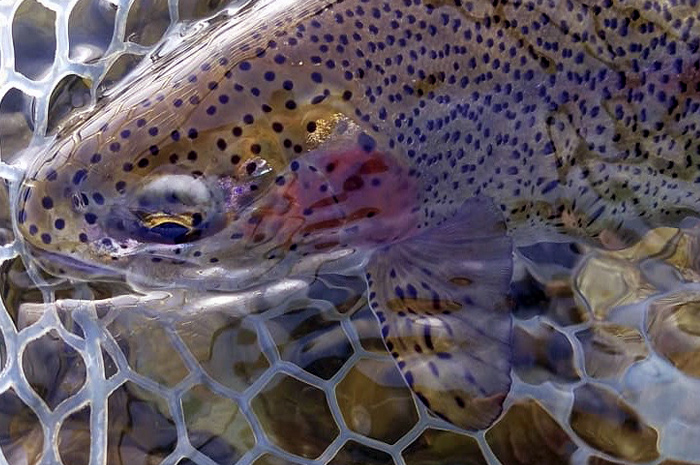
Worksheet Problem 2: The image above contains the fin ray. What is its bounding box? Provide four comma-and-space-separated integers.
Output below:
367, 197, 514, 430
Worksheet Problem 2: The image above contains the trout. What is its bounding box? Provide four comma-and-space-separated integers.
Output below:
13, 0, 700, 431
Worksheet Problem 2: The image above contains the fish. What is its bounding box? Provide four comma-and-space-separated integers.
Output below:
11, 0, 700, 432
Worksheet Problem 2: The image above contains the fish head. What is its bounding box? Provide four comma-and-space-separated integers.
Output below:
16, 47, 420, 289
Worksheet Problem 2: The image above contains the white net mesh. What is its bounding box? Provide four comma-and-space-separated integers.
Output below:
0, 3, 484, 464
2, 1, 700, 464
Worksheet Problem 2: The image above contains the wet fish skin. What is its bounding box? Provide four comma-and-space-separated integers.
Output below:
10, 0, 700, 435
15, 0, 700, 282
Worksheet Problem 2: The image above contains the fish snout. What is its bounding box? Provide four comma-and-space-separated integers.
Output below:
16, 168, 89, 253
14, 158, 125, 278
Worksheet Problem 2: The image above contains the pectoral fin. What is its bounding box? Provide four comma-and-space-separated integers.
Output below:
366, 197, 514, 430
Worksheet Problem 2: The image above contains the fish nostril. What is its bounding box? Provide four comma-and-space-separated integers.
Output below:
71, 192, 90, 211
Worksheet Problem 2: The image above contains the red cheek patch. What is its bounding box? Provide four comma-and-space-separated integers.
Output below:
242, 148, 419, 252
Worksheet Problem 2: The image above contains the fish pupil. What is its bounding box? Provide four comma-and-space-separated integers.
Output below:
147, 222, 192, 244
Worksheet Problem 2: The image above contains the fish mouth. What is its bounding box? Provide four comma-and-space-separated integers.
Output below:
24, 244, 125, 281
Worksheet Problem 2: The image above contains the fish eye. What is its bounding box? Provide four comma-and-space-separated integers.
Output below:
105, 174, 226, 245
134, 211, 204, 244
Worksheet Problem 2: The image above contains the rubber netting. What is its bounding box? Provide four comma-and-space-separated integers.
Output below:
0, 1, 495, 464
2, 1, 700, 465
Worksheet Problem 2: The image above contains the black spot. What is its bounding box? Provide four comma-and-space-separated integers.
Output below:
79, 233, 88, 242
230, 155, 241, 165
424, 325, 434, 350
72, 170, 87, 185
41, 197, 53, 209
246, 162, 257, 175
187, 128, 198, 139
137, 158, 149, 168
54, 218, 65, 229
285, 100, 297, 110
343, 175, 364, 191
191, 213, 203, 226
306, 121, 317, 132
85, 213, 98, 224
272, 122, 284, 132
41, 233, 51, 244
358, 133, 376, 152
250, 144, 261, 154
216, 139, 227, 150
232, 127, 243, 137
187, 151, 198, 161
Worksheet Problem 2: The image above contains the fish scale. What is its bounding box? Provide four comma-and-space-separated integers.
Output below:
8, 0, 700, 457
17, 0, 700, 263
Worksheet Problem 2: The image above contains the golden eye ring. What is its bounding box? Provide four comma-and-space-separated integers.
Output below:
138, 212, 197, 230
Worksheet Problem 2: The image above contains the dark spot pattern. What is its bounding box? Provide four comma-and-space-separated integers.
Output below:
13, 2, 700, 422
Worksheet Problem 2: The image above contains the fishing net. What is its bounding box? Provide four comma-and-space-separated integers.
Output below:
0, 1, 490, 464
1, 1, 700, 464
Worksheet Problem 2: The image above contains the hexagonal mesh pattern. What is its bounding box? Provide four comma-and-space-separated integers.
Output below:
2, 1, 700, 465
0, 3, 496, 464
